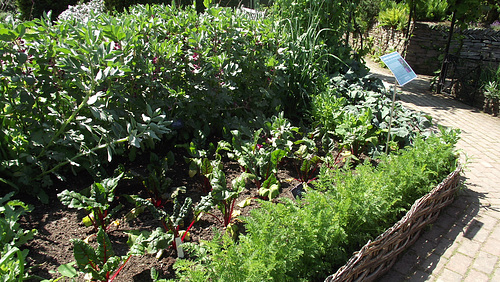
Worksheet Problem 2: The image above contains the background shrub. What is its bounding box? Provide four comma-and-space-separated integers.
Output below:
377, 0, 409, 31
0, 4, 286, 198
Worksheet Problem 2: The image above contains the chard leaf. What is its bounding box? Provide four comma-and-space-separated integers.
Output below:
71, 239, 98, 272
96, 227, 115, 263
57, 190, 95, 210
171, 197, 192, 227
128, 228, 173, 255
195, 194, 214, 214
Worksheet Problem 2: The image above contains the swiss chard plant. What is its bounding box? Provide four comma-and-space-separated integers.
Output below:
70, 227, 133, 282
125, 194, 193, 255
229, 128, 286, 194
196, 167, 255, 227
262, 112, 299, 155
58, 173, 124, 233
293, 136, 322, 184
334, 107, 379, 157
183, 140, 230, 194
257, 174, 281, 200
133, 151, 176, 209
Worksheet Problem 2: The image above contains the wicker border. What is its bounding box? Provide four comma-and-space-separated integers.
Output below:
325, 165, 463, 282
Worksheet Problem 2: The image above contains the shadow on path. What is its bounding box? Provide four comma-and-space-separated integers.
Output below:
378, 179, 484, 281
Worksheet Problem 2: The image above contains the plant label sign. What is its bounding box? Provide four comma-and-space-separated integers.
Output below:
380, 52, 417, 86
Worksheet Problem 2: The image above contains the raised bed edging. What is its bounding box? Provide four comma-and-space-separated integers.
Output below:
325, 165, 463, 282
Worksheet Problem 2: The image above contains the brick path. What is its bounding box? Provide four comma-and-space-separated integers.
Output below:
366, 59, 500, 282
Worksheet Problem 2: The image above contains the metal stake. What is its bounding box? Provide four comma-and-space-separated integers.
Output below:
385, 77, 398, 154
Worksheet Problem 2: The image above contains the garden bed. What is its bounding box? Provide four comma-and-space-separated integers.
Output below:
1, 3, 461, 281
326, 164, 462, 282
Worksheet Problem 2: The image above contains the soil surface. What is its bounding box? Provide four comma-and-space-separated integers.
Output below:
19, 151, 304, 281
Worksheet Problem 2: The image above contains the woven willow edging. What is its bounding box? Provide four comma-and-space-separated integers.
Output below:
325, 165, 462, 282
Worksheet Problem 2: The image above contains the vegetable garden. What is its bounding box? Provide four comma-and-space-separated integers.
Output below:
1, 1, 460, 281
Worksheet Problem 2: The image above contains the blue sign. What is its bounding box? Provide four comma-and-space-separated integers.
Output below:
380, 52, 417, 86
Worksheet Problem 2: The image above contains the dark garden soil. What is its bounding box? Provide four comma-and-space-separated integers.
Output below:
19, 150, 304, 281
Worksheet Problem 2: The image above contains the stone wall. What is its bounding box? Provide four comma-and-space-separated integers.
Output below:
351, 23, 500, 115
354, 22, 500, 76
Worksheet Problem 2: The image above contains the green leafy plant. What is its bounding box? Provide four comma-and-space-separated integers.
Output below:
293, 136, 322, 184
70, 227, 133, 282
126, 227, 175, 260
58, 173, 124, 232
183, 140, 230, 194
229, 128, 286, 192
196, 168, 255, 227
126, 195, 193, 255
334, 107, 379, 156
0, 192, 37, 281
416, 0, 449, 21
137, 152, 177, 209
378, 1, 409, 31
484, 81, 500, 101
262, 112, 299, 154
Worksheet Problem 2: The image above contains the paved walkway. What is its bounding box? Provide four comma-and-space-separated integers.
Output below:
366, 59, 500, 282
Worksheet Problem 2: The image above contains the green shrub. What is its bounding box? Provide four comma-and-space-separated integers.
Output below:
57, 0, 105, 22
0, 4, 287, 199
311, 73, 432, 156
0, 0, 17, 21
103, 0, 172, 12
354, 0, 383, 34
416, 0, 449, 22
378, 1, 408, 31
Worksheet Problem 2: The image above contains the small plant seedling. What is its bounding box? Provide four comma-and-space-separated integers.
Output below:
70, 227, 132, 282
58, 173, 124, 233
196, 168, 255, 227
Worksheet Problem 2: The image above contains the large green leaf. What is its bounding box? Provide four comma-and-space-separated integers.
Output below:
71, 239, 98, 273
96, 227, 115, 263
57, 190, 98, 211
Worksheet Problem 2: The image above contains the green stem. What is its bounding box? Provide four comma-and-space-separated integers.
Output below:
37, 137, 129, 178
37, 88, 94, 159
37, 57, 98, 159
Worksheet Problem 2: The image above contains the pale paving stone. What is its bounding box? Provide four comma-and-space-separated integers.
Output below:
456, 239, 481, 258
483, 238, 500, 257
477, 214, 499, 230
446, 253, 473, 275
471, 251, 498, 275
463, 269, 490, 282
435, 269, 465, 282
491, 267, 500, 281
490, 225, 500, 241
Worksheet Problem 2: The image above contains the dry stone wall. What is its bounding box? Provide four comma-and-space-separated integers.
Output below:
355, 22, 500, 76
